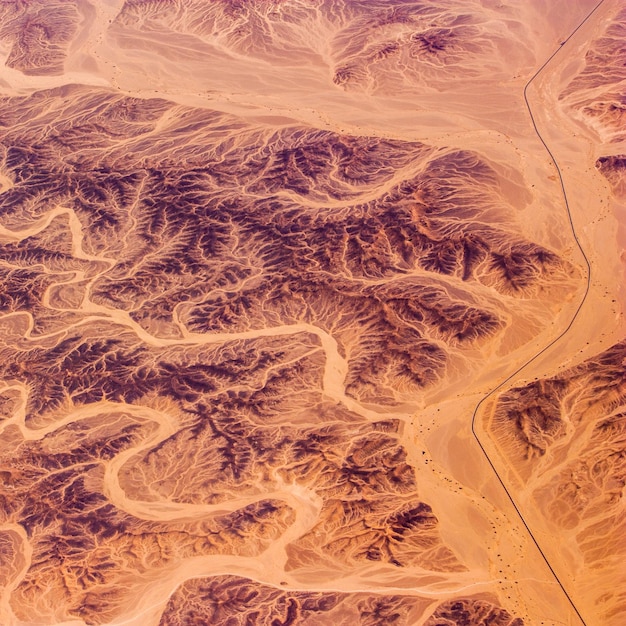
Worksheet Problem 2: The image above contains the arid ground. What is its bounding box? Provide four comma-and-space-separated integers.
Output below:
0, 1, 624, 625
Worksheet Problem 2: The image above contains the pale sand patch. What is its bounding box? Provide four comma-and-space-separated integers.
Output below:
0, 0, 622, 625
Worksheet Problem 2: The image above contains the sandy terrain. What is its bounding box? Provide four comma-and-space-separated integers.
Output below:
0, 1, 623, 625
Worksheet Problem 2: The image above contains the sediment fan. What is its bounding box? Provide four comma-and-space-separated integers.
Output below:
0, 1, 623, 625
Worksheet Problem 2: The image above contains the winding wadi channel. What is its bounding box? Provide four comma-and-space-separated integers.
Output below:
0, 1, 624, 625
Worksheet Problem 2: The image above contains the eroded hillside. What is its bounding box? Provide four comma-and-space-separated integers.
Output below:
0, 0, 623, 625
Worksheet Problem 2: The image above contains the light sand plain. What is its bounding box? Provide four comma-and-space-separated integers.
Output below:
0, 1, 623, 625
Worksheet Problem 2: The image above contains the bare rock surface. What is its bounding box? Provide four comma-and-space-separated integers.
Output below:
0, 1, 623, 625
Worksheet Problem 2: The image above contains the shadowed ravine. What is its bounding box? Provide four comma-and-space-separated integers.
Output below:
0, 1, 624, 625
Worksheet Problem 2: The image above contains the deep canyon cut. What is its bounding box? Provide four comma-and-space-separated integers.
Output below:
0, 1, 624, 625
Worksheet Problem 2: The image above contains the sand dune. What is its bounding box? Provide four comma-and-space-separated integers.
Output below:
0, 0, 623, 625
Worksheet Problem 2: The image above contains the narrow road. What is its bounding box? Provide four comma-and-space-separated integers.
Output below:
470, 2, 607, 625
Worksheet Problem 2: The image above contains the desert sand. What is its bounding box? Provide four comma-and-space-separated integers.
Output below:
0, 1, 624, 625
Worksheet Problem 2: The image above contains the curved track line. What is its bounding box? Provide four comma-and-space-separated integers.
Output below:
470, 2, 606, 625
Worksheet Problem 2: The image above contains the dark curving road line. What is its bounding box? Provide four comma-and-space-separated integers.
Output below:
469, 1, 607, 625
